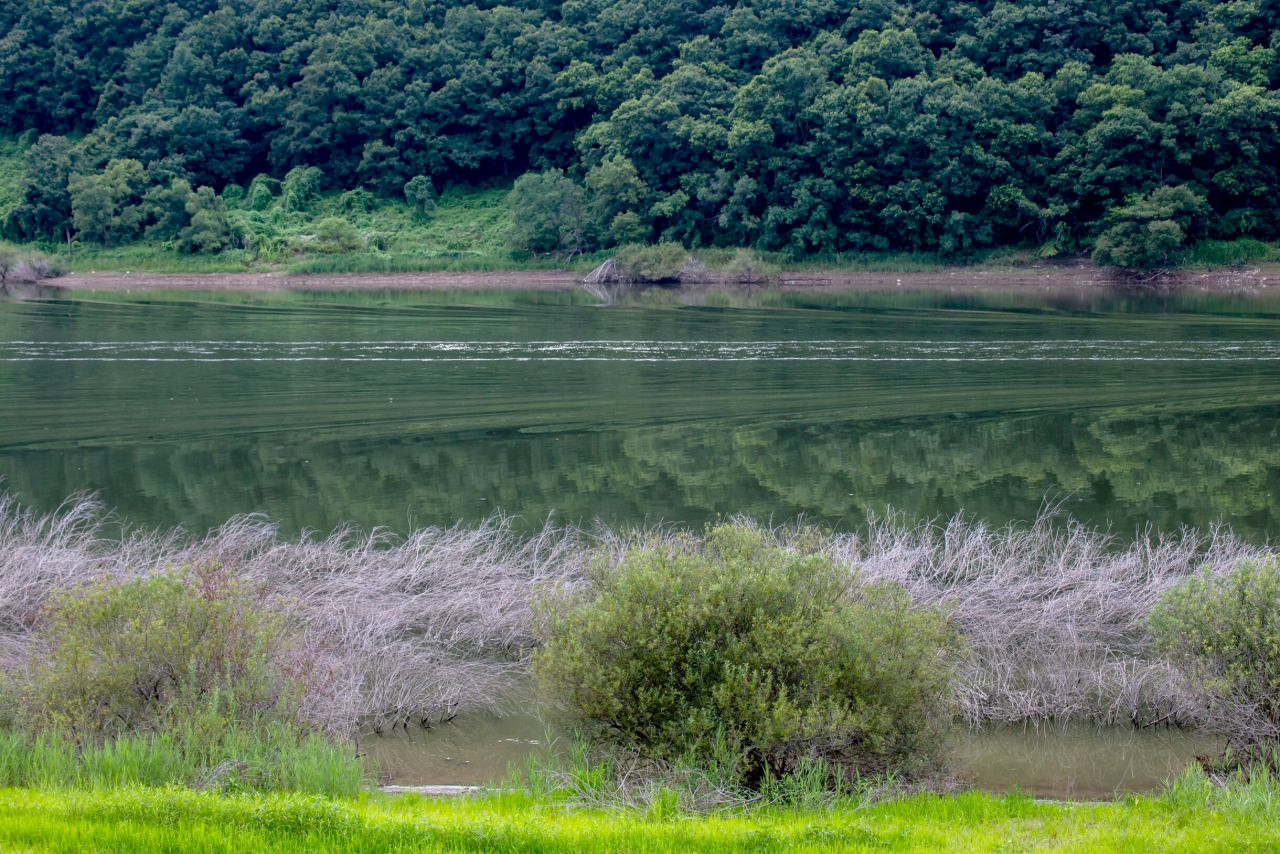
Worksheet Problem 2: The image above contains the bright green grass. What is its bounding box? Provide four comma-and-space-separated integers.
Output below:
1178, 237, 1280, 268
0, 730, 365, 798
0, 777, 1278, 854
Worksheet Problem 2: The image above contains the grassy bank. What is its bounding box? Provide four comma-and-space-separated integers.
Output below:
1, 772, 1278, 854
0, 731, 364, 797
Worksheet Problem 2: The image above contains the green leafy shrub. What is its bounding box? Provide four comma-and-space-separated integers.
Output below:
17, 564, 307, 746
532, 522, 959, 786
1149, 558, 1280, 754
1092, 186, 1208, 270
613, 242, 689, 283
403, 176, 438, 220
0, 241, 66, 283
313, 217, 362, 253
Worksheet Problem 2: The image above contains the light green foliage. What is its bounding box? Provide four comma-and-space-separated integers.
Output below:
0, 244, 13, 283
179, 187, 234, 254
16, 564, 303, 744
403, 176, 437, 220
1, 782, 1279, 852
0, 241, 66, 282
613, 242, 690, 282
1093, 186, 1210, 270
533, 522, 959, 785
0, 729, 363, 795
313, 216, 362, 253
68, 158, 148, 245
280, 167, 323, 213
585, 156, 649, 246
1149, 558, 1280, 751
245, 176, 279, 212
1180, 238, 1280, 268
724, 247, 777, 282
507, 170, 589, 255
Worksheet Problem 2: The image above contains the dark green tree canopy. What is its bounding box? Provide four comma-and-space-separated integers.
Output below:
2, 0, 1280, 255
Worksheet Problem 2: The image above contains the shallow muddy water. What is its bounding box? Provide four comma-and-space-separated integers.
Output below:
3, 285, 1280, 539
362, 712, 1216, 800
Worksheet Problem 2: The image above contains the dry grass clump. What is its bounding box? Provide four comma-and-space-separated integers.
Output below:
819, 511, 1265, 727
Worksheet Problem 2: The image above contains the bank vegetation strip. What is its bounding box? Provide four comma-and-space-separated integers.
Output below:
0, 492, 1269, 737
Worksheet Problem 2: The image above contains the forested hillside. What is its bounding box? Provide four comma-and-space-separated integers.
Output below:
2, 0, 1278, 260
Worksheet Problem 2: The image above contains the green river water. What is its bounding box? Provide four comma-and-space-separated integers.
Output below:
2, 284, 1280, 539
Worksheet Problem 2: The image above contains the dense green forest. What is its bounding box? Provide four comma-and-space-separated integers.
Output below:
1, 0, 1279, 262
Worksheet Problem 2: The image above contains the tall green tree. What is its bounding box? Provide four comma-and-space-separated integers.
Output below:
68, 159, 149, 246
507, 169, 590, 255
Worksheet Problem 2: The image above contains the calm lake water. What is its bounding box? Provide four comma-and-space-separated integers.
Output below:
3, 285, 1280, 539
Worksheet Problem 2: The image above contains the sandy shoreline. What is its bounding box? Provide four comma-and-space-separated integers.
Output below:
18, 263, 1280, 294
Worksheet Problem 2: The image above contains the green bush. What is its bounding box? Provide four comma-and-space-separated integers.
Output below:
313, 217, 362, 253
613, 242, 689, 283
1149, 558, 1280, 753
17, 564, 306, 745
1092, 186, 1209, 270
532, 522, 959, 786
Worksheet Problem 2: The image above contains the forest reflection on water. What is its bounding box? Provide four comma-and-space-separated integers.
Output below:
1, 285, 1280, 539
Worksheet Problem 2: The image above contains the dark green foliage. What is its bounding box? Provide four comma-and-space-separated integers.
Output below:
6, 135, 79, 241
533, 522, 959, 785
2, 0, 1280, 255
1093, 187, 1210, 270
144, 179, 194, 241
1150, 558, 1280, 755
68, 159, 148, 246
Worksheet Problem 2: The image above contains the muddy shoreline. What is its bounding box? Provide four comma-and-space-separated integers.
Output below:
15, 262, 1280, 295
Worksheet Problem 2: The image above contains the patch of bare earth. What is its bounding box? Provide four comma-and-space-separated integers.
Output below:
41, 262, 1280, 294
55, 270, 580, 292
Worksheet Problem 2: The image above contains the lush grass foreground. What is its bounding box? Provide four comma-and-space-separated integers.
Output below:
0, 778, 1278, 854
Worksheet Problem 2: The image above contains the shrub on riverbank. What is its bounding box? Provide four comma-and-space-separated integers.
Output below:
0, 241, 65, 284
533, 522, 960, 786
1150, 557, 1280, 758
13, 565, 307, 742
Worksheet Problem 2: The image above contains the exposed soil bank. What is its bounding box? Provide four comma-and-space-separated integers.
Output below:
28, 262, 1280, 294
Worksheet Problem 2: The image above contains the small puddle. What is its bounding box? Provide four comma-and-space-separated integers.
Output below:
362, 713, 1218, 799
